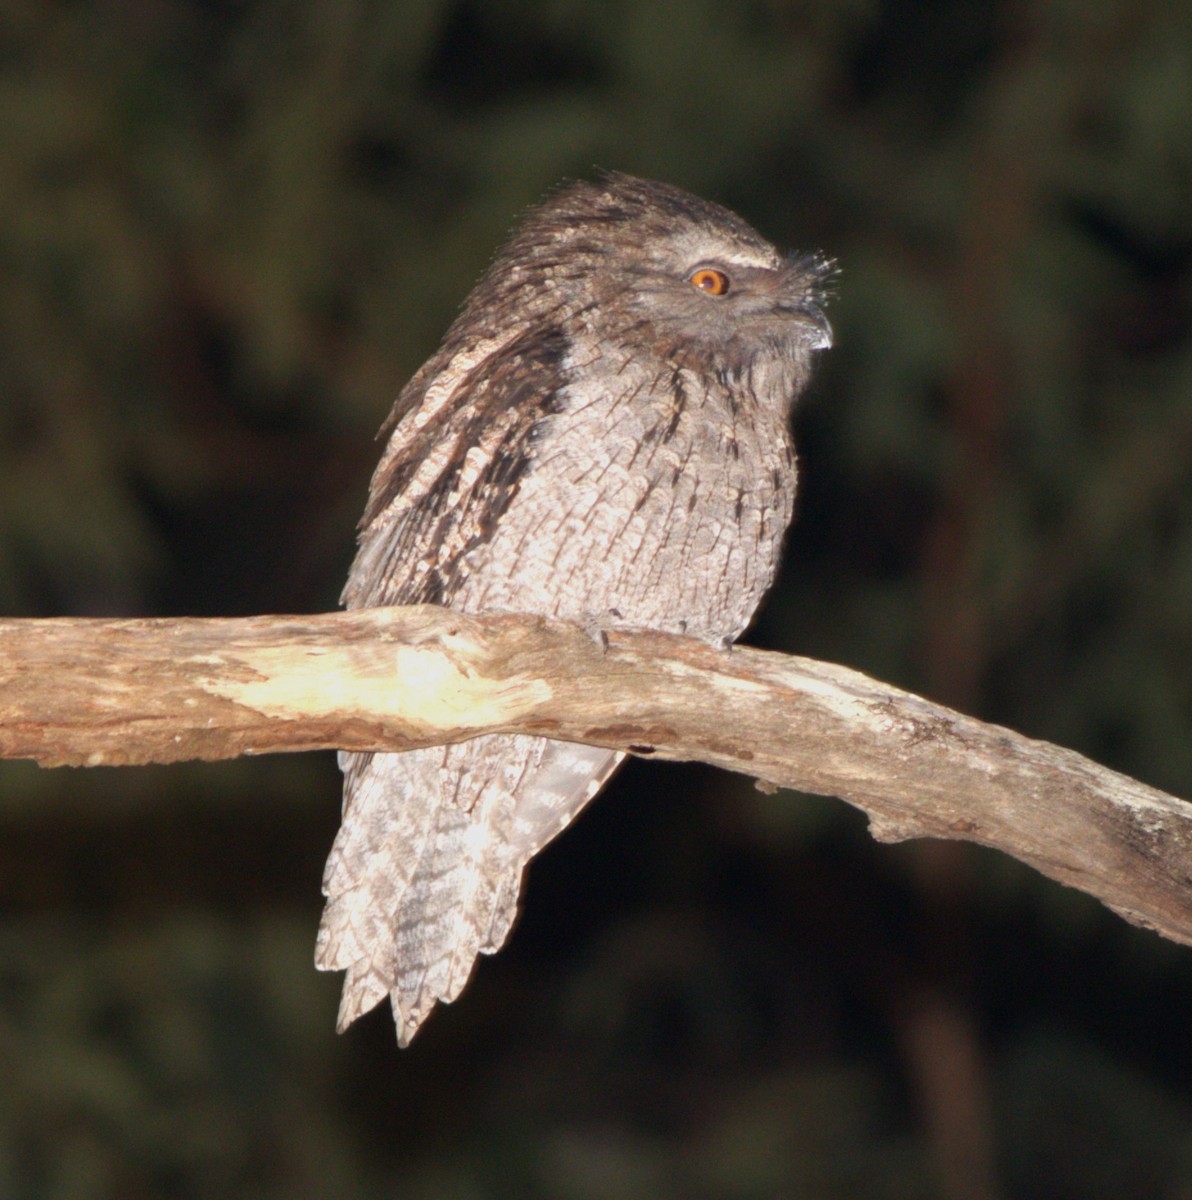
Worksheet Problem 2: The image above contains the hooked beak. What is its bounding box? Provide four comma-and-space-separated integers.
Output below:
797, 301, 833, 351
782, 253, 835, 351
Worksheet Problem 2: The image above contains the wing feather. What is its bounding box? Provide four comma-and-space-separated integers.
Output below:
319, 322, 618, 1043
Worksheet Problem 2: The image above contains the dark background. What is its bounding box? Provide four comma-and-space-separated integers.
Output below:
2, 2, 1191, 1197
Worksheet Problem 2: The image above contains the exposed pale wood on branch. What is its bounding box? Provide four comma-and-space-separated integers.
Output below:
1, 606, 1190, 947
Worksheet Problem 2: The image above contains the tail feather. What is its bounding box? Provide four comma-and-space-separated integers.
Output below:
317, 735, 621, 1044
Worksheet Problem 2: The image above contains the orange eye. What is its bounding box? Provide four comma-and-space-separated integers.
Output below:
689, 267, 730, 296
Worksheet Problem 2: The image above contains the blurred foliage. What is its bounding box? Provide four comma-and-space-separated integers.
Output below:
1, 0, 1191, 1196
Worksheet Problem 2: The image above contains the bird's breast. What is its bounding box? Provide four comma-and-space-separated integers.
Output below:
453, 359, 797, 641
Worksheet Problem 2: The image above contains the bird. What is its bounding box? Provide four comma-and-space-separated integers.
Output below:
315, 172, 833, 1045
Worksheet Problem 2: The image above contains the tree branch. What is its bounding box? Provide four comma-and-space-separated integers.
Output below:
2, 606, 1190, 947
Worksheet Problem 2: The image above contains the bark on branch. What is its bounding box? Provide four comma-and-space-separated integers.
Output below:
2, 606, 1190, 947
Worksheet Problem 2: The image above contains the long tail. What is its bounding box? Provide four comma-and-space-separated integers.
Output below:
316, 735, 622, 1045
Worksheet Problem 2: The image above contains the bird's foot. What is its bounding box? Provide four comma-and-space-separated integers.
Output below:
582, 607, 627, 653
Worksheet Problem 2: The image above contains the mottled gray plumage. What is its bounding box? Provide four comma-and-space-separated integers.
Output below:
316, 173, 832, 1045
